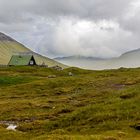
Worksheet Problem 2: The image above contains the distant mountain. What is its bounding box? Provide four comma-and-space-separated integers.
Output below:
56, 55, 106, 61
0, 32, 66, 68
55, 49, 140, 70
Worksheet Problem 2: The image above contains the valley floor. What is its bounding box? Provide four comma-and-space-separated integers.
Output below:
0, 66, 140, 140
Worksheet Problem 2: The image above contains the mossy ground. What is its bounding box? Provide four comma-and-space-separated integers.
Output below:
0, 66, 140, 140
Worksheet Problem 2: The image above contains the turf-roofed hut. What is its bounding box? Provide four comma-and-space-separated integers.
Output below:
8, 55, 37, 66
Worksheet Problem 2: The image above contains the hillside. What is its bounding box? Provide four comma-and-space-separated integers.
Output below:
55, 49, 140, 70
0, 66, 140, 139
0, 32, 66, 68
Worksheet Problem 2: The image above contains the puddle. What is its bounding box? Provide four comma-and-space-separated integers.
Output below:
112, 84, 126, 89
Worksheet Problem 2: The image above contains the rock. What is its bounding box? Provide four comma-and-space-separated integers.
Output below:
40, 62, 48, 67
68, 72, 73, 76
51, 65, 63, 71
7, 124, 17, 131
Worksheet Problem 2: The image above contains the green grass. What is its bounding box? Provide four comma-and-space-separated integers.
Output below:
0, 66, 140, 139
0, 76, 35, 86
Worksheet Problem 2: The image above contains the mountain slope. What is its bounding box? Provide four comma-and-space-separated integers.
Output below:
0, 32, 66, 68
55, 49, 140, 70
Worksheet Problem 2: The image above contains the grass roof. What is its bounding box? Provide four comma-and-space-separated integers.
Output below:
8, 55, 33, 66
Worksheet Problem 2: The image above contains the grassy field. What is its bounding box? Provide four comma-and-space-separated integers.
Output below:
0, 66, 140, 140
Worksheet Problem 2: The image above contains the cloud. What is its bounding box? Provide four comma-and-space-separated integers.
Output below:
0, 0, 132, 22
120, 0, 140, 34
0, 0, 139, 58
46, 18, 133, 58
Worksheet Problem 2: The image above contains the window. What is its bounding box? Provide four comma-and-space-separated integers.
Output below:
30, 60, 34, 65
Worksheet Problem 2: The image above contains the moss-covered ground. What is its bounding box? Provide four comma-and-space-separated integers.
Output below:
0, 66, 140, 140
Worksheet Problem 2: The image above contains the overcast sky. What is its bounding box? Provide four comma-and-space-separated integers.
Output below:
0, 0, 139, 58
